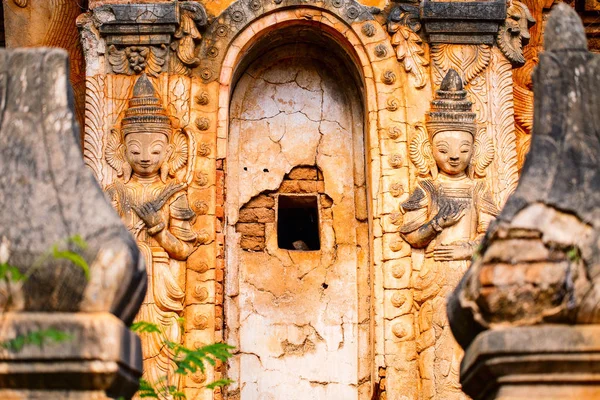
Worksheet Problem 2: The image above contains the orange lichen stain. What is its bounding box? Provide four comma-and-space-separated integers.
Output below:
360, 0, 387, 8
200, 0, 389, 18
202, 0, 234, 17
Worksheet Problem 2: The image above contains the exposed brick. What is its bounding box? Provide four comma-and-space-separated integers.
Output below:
244, 194, 275, 208
287, 166, 320, 180
238, 207, 275, 223
240, 235, 265, 251
320, 194, 334, 208
236, 222, 265, 237
279, 180, 301, 193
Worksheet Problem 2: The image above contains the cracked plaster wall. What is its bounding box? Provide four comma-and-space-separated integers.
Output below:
225, 45, 371, 399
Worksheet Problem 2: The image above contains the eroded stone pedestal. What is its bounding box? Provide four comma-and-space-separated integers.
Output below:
461, 325, 600, 400
0, 313, 142, 400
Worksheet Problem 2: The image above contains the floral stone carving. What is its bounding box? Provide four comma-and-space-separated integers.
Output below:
399, 69, 498, 399
105, 73, 199, 392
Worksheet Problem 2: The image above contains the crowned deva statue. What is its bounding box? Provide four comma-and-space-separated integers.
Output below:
105, 74, 198, 394
399, 69, 498, 399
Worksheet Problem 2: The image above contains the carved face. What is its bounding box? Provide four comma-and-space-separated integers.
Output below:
431, 130, 473, 176
124, 132, 171, 177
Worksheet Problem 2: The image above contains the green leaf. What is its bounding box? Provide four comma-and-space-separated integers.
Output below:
1, 328, 72, 352
168, 386, 187, 400
173, 343, 235, 376
206, 379, 233, 389
0, 263, 26, 282
137, 379, 159, 398
52, 245, 90, 281
131, 321, 162, 334
67, 234, 88, 251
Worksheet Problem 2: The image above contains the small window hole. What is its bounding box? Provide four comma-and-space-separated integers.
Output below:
277, 195, 320, 251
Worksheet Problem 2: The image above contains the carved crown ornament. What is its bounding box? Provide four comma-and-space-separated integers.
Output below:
85, 2, 207, 77
409, 69, 494, 180
105, 73, 194, 184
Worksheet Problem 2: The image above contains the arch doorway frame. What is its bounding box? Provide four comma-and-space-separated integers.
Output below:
211, 5, 409, 398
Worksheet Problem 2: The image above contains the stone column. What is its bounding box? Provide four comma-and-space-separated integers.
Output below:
448, 4, 600, 400
0, 48, 146, 399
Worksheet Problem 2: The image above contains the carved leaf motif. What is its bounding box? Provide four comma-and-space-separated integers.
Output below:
169, 55, 190, 76
83, 76, 106, 183
169, 129, 189, 176
409, 124, 434, 177
391, 25, 429, 89
432, 44, 491, 85
146, 45, 167, 78
513, 85, 534, 133
13, 0, 27, 7
171, 11, 201, 75
489, 48, 519, 205
107, 45, 131, 75
105, 128, 125, 176
177, 36, 200, 66
470, 127, 494, 178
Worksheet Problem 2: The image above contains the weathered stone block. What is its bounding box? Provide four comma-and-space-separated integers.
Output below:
236, 223, 266, 237
238, 208, 275, 223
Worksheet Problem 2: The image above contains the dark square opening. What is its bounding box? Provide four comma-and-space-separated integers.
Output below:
277, 195, 320, 251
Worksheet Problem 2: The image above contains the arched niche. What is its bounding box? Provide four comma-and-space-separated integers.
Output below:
202, 3, 411, 398
219, 11, 378, 400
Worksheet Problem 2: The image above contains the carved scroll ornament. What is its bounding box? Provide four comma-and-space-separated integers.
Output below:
497, 0, 536, 66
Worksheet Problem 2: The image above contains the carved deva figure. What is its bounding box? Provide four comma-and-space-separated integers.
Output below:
105, 74, 198, 393
399, 69, 498, 399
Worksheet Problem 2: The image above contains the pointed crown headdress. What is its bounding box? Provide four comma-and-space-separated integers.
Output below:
122, 73, 172, 139
426, 69, 476, 140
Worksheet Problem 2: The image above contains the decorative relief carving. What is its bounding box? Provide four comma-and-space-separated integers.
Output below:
432, 44, 491, 86
382, 70, 396, 85
83, 76, 106, 183
170, 2, 207, 75
195, 91, 210, 106
497, 0, 535, 66
108, 45, 167, 77
104, 74, 200, 391
195, 117, 210, 131
12, 0, 27, 7
362, 22, 376, 37
93, 2, 207, 77
401, 70, 498, 399
489, 48, 520, 206
388, 4, 428, 89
